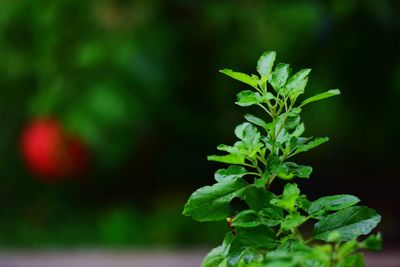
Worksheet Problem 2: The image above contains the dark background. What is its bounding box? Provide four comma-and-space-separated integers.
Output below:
0, 0, 399, 248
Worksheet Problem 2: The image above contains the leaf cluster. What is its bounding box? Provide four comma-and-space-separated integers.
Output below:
183, 51, 381, 267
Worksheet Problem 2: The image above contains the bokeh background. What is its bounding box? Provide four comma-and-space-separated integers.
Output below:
0, 0, 399, 249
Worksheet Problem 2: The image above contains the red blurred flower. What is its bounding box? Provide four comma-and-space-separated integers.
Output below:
20, 117, 89, 181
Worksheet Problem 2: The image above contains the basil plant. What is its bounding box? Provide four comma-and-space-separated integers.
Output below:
183, 51, 381, 267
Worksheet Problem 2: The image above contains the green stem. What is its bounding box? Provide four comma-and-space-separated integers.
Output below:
241, 163, 258, 169
246, 172, 261, 177
265, 174, 276, 189
256, 155, 266, 165
257, 104, 273, 117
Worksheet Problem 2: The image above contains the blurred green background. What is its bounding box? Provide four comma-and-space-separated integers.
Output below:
0, 0, 399, 248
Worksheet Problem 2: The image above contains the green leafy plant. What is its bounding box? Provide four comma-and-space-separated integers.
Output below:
183, 51, 381, 267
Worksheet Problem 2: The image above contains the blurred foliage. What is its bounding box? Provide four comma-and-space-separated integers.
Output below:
0, 0, 399, 247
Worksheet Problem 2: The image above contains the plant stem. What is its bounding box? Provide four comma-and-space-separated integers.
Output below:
246, 172, 261, 177
241, 163, 259, 169
257, 104, 273, 117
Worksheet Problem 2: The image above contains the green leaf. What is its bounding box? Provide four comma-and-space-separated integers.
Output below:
312, 206, 381, 241
215, 166, 249, 182
337, 253, 365, 267
287, 136, 310, 152
254, 171, 270, 188
266, 154, 282, 175
308, 195, 360, 215
264, 261, 296, 267
183, 179, 248, 222
232, 210, 261, 228
217, 144, 240, 154
239, 262, 264, 267
236, 91, 262, 107
220, 69, 259, 88
337, 240, 358, 258
292, 123, 305, 137
294, 137, 329, 154
296, 165, 313, 178
270, 183, 300, 212
300, 89, 341, 107
270, 63, 291, 92
233, 123, 263, 158
208, 154, 245, 165
281, 214, 307, 230
259, 208, 283, 227
202, 246, 227, 267
202, 232, 234, 267
297, 195, 311, 212
277, 162, 313, 180
243, 186, 275, 212
257, 51, 276, 78
235, 122, 252, 140
284, 69, 311, 97
283, 114, 301, 130
244, 114, 272, 132
227, 226, 276, 266
359, 233, 382, 251
242, 123, 261, 146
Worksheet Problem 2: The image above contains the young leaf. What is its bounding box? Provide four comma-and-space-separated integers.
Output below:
359, 233, 382, 251
312, 206, 381, 241
295, 165, 313, 178
183, 179, 248, 222
259, 208, 283, 227
284, 69, 311, 97
227, 226, 277, 266
337, 253, 365, 267
294, 137, 329, 154
220, 69, 259, 89
202, 246, 227, 267
257, 51, 276, 78
208, 154, 245, 164
292, 123, 305, 137
242, 123, 261, 146
266, 154, 282, 175
235, 122, 252, 140
243, 186, 275, 212
287, 136, 310, 152
232, 210, 261, 228
244, 114, 272, 132
254, 171, 271, 188
281, 214, 307, 230
215, 166, 249, 182
300, 89, 341, 107
217, 144, 241, 154
233, 124, 263, 159
277, 162, 313, 180
270, 183, 300, 212
202, 232, 234, 267
297, 195, 311, 212
270, 63, 291, 92
236, 91, 262, 107
337, 240, 358, 258
308, 195, 360, 215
